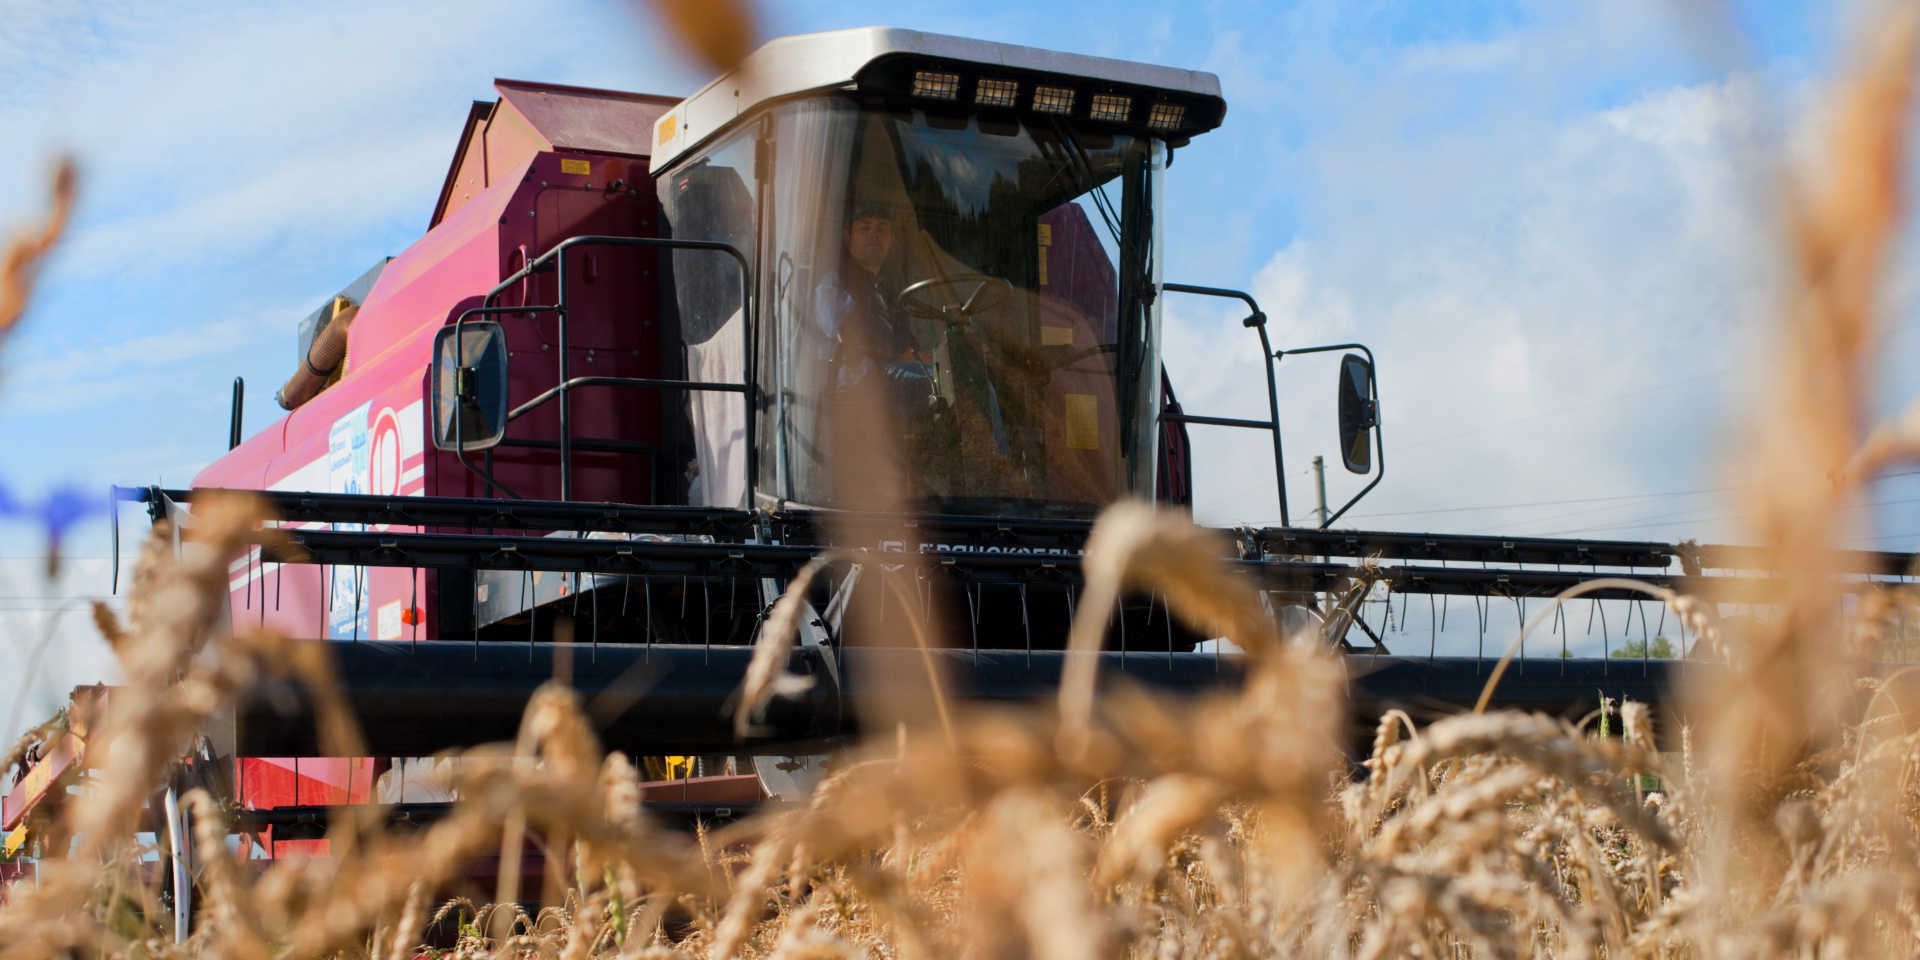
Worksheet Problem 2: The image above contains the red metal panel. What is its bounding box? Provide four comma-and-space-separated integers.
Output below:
271, 834, 330, 860
494, 79, 676, 157
457, 152, 662, 506
194, 86, 680, 644
348, 157, 527, 366
431, 101, 497, 231
484, 99, 551, 200
240, 757, 377, 809
241, 758, 297, 809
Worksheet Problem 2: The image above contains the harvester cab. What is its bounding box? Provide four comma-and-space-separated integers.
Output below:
439, 28, 1251, 520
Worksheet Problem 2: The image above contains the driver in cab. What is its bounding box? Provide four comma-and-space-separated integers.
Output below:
814, 200, 935, 397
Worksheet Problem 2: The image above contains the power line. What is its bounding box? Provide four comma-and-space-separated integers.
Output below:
1517, 494, 1920, 539
1843, 531, 1920, 546
1396, 369, 1735, 452
1351, 486, 1727, 521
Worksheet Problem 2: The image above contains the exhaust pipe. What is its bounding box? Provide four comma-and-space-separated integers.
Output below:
275, 296, 358, 410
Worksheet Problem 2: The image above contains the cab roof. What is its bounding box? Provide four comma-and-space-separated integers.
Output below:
649, 26, 1226, 175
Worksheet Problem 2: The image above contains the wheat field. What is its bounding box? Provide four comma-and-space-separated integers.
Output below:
7, 3, 1920, 959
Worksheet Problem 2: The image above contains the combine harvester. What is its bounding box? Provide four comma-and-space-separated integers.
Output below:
7, 24, 1910, 921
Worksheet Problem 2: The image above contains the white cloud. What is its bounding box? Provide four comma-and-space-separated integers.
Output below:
0, 309, 285, 415
1166, 64, 1782, 545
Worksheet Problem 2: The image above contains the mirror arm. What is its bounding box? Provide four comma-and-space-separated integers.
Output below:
1275, 343, 1384, 528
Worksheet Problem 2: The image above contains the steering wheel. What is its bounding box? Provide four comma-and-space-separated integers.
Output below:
897, 274, 1013, 324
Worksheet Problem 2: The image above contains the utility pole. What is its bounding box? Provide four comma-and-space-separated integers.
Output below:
1312, 455, 1331, 618
1312, 455, 1329, 529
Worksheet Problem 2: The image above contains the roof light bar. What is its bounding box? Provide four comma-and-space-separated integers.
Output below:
912, 70, 961, 100
974, 78, 1020, 108
1089, 93, 1131, 122
1146, 101, 1187, 131
1032, 85, 1075, 115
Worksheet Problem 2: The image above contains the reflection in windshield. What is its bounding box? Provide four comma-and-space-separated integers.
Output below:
766, 100, 1158, 517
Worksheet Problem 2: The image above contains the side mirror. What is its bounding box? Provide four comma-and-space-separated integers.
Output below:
1337, 353, 1376, 474
431, 321, 510, 452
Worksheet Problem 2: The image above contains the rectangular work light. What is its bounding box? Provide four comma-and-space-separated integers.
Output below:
1032, 85, 1075, 115
912, 70, 962, 100
1089, 94, 1131, 122
974, 78, 1020, 108
1146, 101, 1187, 131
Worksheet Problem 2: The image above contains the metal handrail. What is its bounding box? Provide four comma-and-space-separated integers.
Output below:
1159, 412, 1274, 430
508, 377, 747, 422
480, 235, 755, 504
1160, 283, 1291, 526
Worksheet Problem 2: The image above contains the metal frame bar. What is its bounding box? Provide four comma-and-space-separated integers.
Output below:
481, 235, 754, 504
1275, 342, 1384, 527
508, 377, 747, 422
228, 378, 244, 450
1161, 283, 1290, 525
140, 486, 1918, 586
238, 525, 1812, 603
146, 486, 753, 537
252, 526, 1350, 588
1254, 525, 1672, 567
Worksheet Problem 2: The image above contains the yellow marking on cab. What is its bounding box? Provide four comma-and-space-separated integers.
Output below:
1065, 394, 1099, 450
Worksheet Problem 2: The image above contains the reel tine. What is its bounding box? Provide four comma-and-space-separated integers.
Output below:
1514, 596, 1525, 674
1164, 590, 1173, 665
1428, 592, 1436, 666
968, 582, 979, 666
1475, 593, 1487, 669
1021, 582, 1031, 667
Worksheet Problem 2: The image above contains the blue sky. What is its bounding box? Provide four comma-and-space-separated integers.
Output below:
0, 0, 1910, 730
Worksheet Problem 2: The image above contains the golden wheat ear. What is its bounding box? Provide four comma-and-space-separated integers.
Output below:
0, 157, 74, 347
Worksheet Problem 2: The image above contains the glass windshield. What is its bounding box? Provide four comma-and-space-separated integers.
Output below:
761, 99, 1160, 517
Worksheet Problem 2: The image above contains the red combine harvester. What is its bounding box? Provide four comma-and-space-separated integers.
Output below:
9, 25, 1905, 930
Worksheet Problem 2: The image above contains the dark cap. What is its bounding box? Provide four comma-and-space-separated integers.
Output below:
847, 199, 894, 225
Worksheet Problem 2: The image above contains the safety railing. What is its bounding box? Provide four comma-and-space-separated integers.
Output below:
458, 235, 755, 504
1158, 283, 1385, 529
1158, 283, 1292, 525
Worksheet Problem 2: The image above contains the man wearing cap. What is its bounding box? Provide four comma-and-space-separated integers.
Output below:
814, 200, 930, 393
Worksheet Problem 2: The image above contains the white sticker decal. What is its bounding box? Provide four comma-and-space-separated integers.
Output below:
327, 401, 373, 640
378, 601, 404, 641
